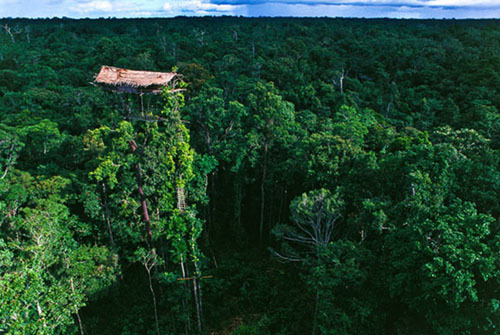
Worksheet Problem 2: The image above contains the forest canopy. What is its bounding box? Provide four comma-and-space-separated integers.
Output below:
1, 17, 500, 334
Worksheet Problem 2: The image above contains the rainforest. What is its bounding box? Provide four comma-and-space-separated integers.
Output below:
1, 17, 500, 335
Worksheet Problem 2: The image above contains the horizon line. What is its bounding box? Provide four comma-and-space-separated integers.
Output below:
1, 15, 499, 20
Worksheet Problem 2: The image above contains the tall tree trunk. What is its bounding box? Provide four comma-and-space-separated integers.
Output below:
259, 143, 268, 243
204, 129, 215, 238
180, 255, 192, 335
129, 140, 154, 249
340, 68, 345, 94
178, 189, 199, 332
191, 248, 203, 333
145, 260, 160, 335
192, 275, 202, 333
197, 277, 203, 321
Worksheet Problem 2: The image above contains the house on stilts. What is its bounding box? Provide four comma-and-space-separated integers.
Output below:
94, 65, 178, 94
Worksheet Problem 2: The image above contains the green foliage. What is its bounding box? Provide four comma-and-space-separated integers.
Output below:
3, 17, 500, 335
0, 172, 117, 334
303, 241, 371, 335
385, 199, 500, 334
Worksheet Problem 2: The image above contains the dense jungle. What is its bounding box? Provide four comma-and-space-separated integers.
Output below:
2, 17, 500, 334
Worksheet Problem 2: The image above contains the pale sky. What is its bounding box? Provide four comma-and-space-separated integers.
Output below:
0, 0, 499, 18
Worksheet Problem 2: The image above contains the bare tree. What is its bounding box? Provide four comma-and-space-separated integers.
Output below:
332, 68, 348, 94
271, 188, 344, 335
272, 188, 343, 260
2, 24, 15, 43
25, 25, 31, 43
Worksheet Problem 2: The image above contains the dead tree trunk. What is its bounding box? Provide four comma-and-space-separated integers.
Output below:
2, 24, 15, 43
339, 68, 345, 94
332, 68, 346, 94
1, 142, 15, 179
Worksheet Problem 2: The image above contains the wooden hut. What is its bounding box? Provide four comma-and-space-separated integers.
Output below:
94, 65, 178, 94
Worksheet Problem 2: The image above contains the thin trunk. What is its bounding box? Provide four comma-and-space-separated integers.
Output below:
178, 184, 201, 332
140, 94, 144, 115
181, 296, 189, 335
180, 254, 192, 334
1, 144, 14, 179
340, 68, 345, 94
269, 186, 274, 231
178, 163, 204, 335
1, 165, 9, 179
259, 143, 268, 243
192, 252, 203, 333
70, 278, 84, 335
145, 264, 160, 335
234, 178, 242, 228
278, 186, 285, 225
198, 279, 203, 318
204, 129, 215, 235
160, 36, 167, 55
385, 101, 392, 118
2, 24, 15, 43
180, 255, 187, 278
75, 306, 84, 335
192, 275, 202, 333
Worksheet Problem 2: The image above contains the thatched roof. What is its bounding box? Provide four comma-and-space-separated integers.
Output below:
94, 66, 177, 94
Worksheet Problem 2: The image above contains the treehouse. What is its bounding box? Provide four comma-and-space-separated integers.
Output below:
94, 65, 178, 95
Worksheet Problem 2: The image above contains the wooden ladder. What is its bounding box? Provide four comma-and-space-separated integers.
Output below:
177, 186, 187, 212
